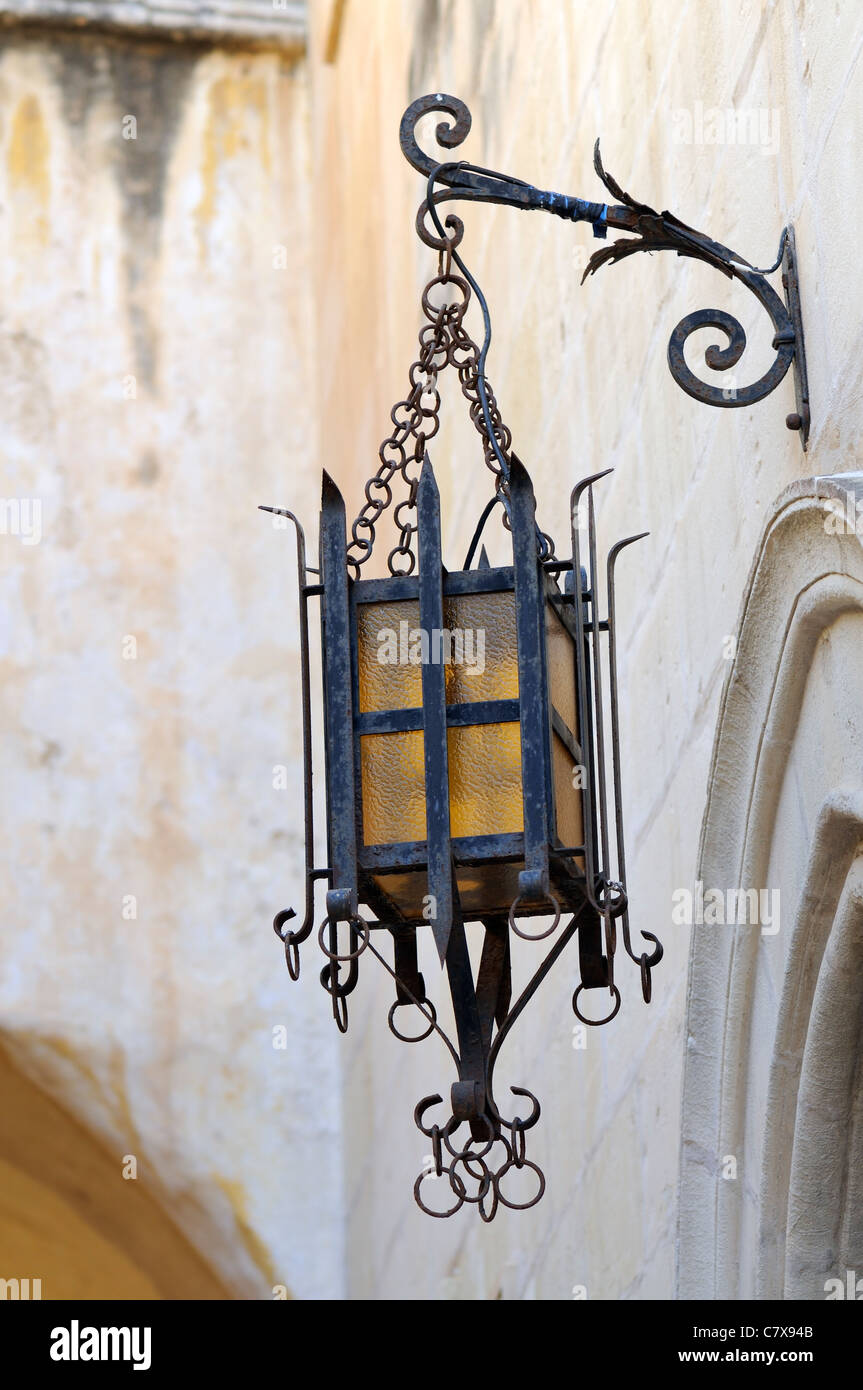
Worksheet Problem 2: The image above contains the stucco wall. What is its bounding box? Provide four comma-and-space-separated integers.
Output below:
0, 19, 346, 1298
304, 0, 863, 1299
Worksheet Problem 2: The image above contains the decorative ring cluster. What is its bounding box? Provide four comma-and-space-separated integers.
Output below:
413, 1092, 545, 1222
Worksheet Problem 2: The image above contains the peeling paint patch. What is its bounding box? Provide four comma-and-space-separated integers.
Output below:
213, 1175, 287, 1295
195, 74, 272, 257
8, 94, 50, 243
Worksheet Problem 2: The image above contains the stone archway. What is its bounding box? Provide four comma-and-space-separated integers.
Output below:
0, 1042, 232, 1300
678, 474, 863, 1301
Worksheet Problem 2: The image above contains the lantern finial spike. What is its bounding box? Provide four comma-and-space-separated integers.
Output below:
321, 469, 346, 510
417, 452, 439, 496
508, 451, 537, 509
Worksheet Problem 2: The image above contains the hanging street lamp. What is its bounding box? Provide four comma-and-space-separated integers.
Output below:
260, 94, 809, 1220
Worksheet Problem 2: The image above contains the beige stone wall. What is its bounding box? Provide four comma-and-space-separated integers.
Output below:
0, 18, 346, 1298
305, 0, 863, 1299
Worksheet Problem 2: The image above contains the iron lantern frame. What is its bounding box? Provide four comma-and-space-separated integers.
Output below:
260, 92, 807, 1219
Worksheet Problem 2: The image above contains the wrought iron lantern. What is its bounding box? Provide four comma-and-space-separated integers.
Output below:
262, 94, 808, 1220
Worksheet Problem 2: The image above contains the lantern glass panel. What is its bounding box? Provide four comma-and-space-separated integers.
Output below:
442, 591, 518, 703
545, 599, 584, 859
357, 599, 421, 711
447, 722, 523, 837
353, 566, 588, 921
356, 585, 524, 848
360, 729, 425, 844
546, 604, 578, 735
370, 862, 526, 920
552, 733, 583, 850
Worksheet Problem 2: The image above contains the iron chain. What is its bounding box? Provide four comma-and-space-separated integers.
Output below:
346, 268, 553, 579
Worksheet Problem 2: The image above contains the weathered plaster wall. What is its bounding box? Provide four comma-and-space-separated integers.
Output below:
305, 0, 863, 1299
0, 20, 346, 1298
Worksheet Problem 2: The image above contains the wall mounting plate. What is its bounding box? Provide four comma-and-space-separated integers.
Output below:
782, 225, 810, 450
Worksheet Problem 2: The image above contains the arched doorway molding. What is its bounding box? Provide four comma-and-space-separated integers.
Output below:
678, 474, 863, 1300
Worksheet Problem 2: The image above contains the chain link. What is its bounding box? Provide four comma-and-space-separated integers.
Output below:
346, 268, 553, 579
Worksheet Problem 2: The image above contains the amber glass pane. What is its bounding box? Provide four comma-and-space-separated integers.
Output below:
552, 732, 584, 852
358, 586, 524, 849
370, 869, 429, 920
443, 591, 518, 705
373, 863, 525, 922
361, 723, 523, 845
455, 863, 524, 915
447, 723, 523, 838
546, 602, 578, 739
356, 599, 421, 713
361, 730, 426, 843
357, 590, 519, 712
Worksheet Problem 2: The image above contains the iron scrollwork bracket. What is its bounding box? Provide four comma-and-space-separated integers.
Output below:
401, 93, 810, 448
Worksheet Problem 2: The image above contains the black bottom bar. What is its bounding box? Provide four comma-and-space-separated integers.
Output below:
4, 1296, 854, 1366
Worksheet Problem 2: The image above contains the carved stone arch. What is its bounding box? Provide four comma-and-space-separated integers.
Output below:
678, 474, 863, 1300
0, 1040, 250, 1300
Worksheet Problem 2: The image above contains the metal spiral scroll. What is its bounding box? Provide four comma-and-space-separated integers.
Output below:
583, 143, 796, 410
400, 93, 799, 416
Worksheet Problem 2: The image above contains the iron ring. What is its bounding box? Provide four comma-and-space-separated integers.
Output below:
572, 982, 621, 1026
445, 1111, 496, 1162
494, 1158, 546, 1211
317, 915, 370, 963
284, 933, 300, 980
448, 1153, 492, 1205
508, 893, 561, 941
388, 998, 437, 1043
640, 953, 652, 1003
414, 1164, 466, 1219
